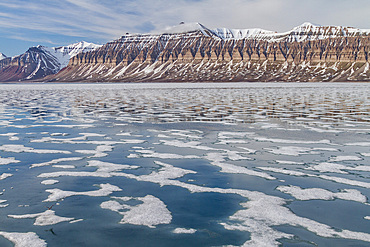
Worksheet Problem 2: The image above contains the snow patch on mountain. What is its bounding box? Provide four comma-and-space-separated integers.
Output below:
0, 53, 6, 61
153, 22, 370, 42
40, 41, 102, 69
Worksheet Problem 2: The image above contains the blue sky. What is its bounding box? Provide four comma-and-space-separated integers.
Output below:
1, 0, 369, 57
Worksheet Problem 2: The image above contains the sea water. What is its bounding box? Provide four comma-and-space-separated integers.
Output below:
0, 82, 369, 246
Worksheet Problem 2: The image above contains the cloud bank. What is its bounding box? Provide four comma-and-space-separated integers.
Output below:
0, 0, 369, 55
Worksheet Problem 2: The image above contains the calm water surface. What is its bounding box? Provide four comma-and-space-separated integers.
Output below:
0, 83, 369, 246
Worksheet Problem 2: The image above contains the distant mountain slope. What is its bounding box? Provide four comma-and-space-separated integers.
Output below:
0, 41, 101, 81
52, 23, 370, 82
0, 53, 6, 61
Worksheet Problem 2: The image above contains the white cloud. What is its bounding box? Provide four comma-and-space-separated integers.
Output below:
0, 0, 369, 47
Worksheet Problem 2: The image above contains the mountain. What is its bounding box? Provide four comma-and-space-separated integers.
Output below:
50, 22, 370, 82
0, 53, 6, 61
0, 41, 101, 82
1, 23, 370, 82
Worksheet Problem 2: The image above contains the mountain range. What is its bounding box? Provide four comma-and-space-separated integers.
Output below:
1, 22, 370, 82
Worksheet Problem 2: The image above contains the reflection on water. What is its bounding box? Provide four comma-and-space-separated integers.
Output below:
0, 83, 369, 247
1, 83, 369, 124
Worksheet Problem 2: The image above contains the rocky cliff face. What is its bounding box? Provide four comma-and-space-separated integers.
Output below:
2, 23, 370, 82
0, 42, 101, 82
52, 23, 370, 82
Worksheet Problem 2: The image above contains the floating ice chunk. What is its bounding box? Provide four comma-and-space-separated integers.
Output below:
8, 210, 75, 226
101, 195, 172, 228
0, 145, 70, 154
329, 156, 362, 162
345, 142, 370, 147
31, 157, 83, 168
76, 144, 114, 158
306, 162, 349, 174
275, 160, 304, 165
221, 189, 370, 246
0, 231, 47, 247
127, 154, 140, 158
69, 219, 84, 224
253, 136, 331, 144
134, 149, 199, 159
0, 173, 13, 180
0, 157, 20, 165
237, 147, 257, 154
277, 185, 367, 203
87, 160, 139, 173
265, 146, 320, 156
258, 167, 308, 176
173, 228, 197, 234
121, 139, 146, 144
52, 165, 75, 169
41, 180, 59, 185
44, 183, 122, 202
160, 140, 217, 151
318, 175, 370, 189
116, 132, 131, 136
79, 133, 106, 137
136, 161, 197, 186
206, 153, 275, 180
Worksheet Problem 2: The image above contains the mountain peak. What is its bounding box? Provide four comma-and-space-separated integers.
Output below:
0, 52, 7, 61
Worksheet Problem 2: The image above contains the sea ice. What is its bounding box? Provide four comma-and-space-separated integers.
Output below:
134, 149, 199, 159
0, 145, 70, 154
172, 228, 197, 234
8, 210, 75, 226
0, 173, 13, 180
101, 195, 172, 228
0, 157, 20, 165
31, 157, 83, 168
276, 185, 367, 203
41, 180, 59, 185
0, 231, 47, 247
329, 156, 363, 162
44, 183, 122, 202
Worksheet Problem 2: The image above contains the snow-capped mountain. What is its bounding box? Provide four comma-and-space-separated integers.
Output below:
1, 23, 369, 82
0, 41, 102, 81
58, 22, 370, 82
0, 53, 6, 61
160, 22, 370, 41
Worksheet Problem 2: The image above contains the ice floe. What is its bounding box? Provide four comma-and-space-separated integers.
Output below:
0, 231, 47, 247
275, 160, 304, 165
31, 157, 83, 168
329, 155, 363, 162
44, 183, 122, 202
173, 228, 197, 234
265, 146, 338, 156
8, 210, 76, 226
101, 195, 172, 228
276, 185, 367, 203
0, 145, 70, 154
0, 156, 20, 165
41, 180, 59, 185
205, 153, 275, 180
52, 165, 75, 169
133, 149, 199, 159
0, 173, 13, 180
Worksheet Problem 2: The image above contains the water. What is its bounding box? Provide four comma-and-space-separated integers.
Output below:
0, 82, 369, 246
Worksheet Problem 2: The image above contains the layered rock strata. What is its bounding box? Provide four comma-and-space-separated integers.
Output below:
54, 24, 370, 82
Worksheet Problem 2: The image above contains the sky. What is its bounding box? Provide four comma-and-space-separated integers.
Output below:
0, 0, 369, 57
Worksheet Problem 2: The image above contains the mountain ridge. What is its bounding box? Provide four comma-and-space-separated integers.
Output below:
1, 23, 370, 82
0, 41, 101, 81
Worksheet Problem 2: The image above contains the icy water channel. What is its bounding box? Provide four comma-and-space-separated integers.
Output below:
0, 82, 369, 247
